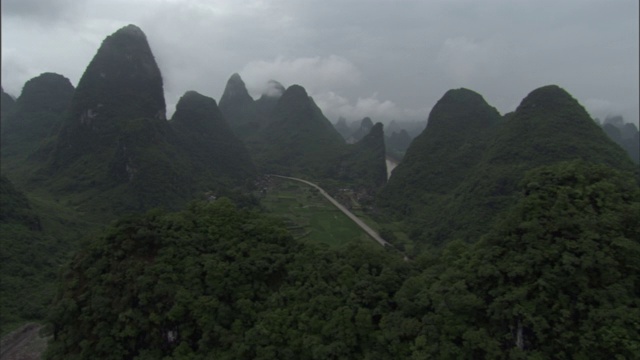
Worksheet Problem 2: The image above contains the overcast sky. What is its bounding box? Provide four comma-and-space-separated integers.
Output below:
2, 0, 638, 126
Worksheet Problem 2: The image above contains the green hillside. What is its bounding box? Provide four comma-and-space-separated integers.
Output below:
1, 73, 74, 164
170, 90, 256, 189
253, 84, 346, 175
379, 85, 637, 250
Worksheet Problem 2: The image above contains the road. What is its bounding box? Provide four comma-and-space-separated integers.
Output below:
0, 323, 47, 360
270, 175, 391, 248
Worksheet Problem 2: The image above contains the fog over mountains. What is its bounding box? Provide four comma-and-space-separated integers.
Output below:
2, 1, 638, 126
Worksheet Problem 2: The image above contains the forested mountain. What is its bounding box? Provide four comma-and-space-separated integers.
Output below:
169, 90, 256, 186
379, 85, 637, 249
53, 25, 167, 166
327, 122, 388, 191
333, 116, 351, 139
346, 117, 374, 144
252, 84, 346, 175
385, 129, 412, 160
218, 73, 260, 139
217, 74, 387, 193
254, 80, 285, 115
0, 87, 16, 121
0, 73, 74, 161
29, 25, 190, 213
378, 88, 502, 243
601, 115, 639, 164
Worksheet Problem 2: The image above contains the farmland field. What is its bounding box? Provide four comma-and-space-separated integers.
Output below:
261, 177, 374, 248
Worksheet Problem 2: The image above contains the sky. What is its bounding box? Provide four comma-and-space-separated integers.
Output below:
2, 0, 638, 126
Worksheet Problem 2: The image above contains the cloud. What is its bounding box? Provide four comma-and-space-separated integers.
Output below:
1, 0, 637, 127
240, 55, 361, 96
1, 0, 80, 23
313, 91, 429, 123
436, 37, 504, 85
581, 98, 624, 122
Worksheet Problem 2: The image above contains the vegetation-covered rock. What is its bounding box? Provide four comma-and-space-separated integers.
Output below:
0, 87, 16, 121
378, 88, 502, 247
346, 117, 374, 144
328, 122, 388, 191
170, 90, 256, 186
253, 84, 346, 175
601, 115, 639, 164
379, 85, 637, 250
218, 73, 260, 139
54, 24, 166, 165
1, 73, 74, 161
385, 129, 412, 160
333, 116, 352, 140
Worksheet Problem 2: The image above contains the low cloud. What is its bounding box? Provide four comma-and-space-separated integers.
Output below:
0, 49, 33, 97
1, 0, 80, 23
582, 98, 623, 122
313, 91, 429, 123
436, 37, 504, 85
240, 55, 361, 96
240, 55, 427, 122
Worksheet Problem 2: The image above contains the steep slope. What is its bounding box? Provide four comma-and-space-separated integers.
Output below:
440, 85, 636, 243
1, 87, 16, 122
218, 73, 259, 139
378, 88, 501, 216
379, 85, 637, 249
42, 25, 191, 214
254, 84, 345, 175
482, 85, 634, 170
347, 117, 374, 144
333, 117, 352, 140
601, 116, 639, 164
254, 79, 285, 115
329, 122, 388, 191
53, 24, 167, 165
170, 91, 256, 187
1, 73, 74, 161
386, 129, 412, 160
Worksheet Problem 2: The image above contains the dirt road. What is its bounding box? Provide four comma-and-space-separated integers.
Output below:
0, 323, 48, 360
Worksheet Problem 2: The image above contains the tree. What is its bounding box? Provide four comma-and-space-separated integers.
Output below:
468, 161, 640, 358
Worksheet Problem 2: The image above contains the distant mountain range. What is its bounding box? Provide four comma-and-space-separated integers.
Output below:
599, 115, 639, 164
1, 24, 390, 217
1, 25, 256, 216
219, 73, 387, 193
